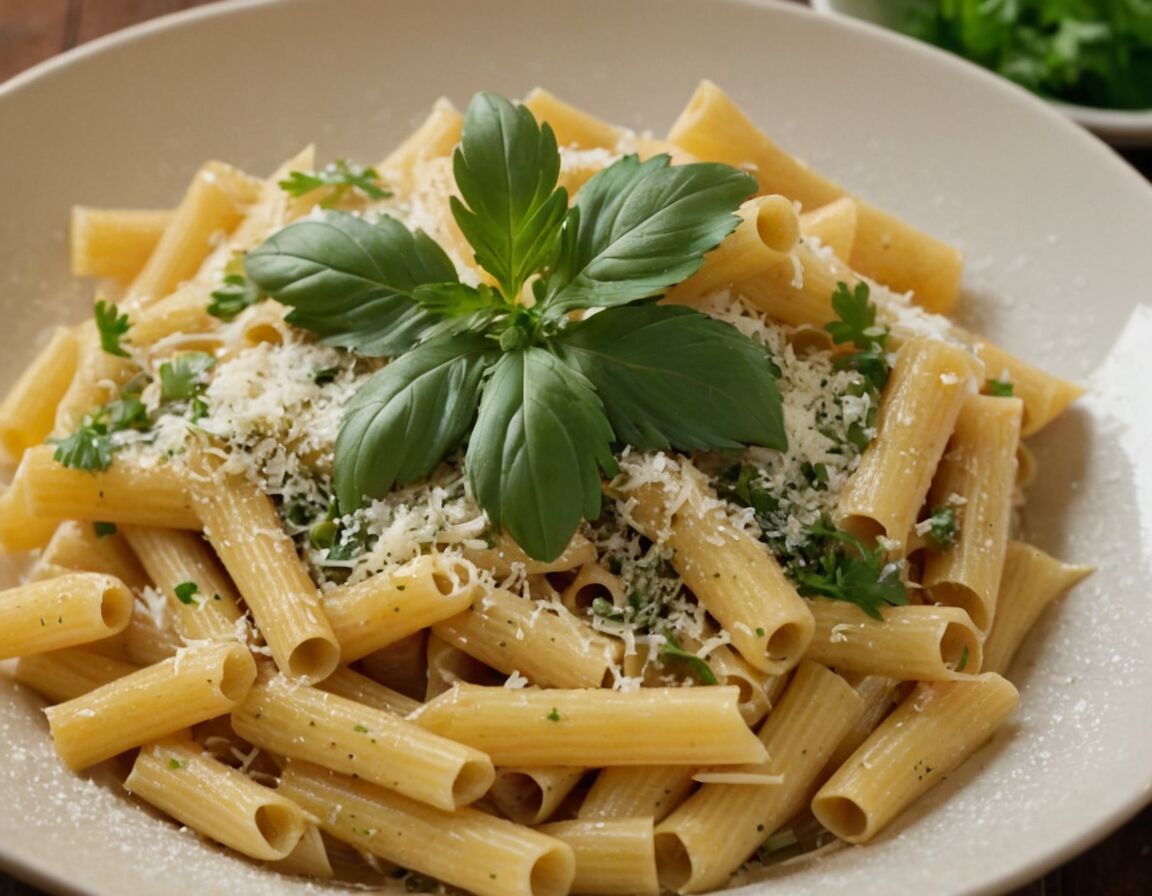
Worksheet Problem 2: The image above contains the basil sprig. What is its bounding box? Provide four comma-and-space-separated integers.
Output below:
247, 92, 787, 561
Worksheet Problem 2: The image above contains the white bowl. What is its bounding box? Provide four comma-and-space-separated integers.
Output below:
1, 1, 1151, 895
810, 0, 1152, 145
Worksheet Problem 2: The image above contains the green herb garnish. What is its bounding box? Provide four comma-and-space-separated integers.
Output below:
658, 633, 719, 685
546, 707, 561, 722
93, 522, 117, 538
173, 581, 200, 605
168, 758, 186, 770
826, 281, 891, 393
898, 1, 1152, 111
279, 159, 391, 206
247, 92, 785, 561
52, 414, 114, 471
792, 519, 907, 620
986, 378, 1014, 397
208, 272, 264, 321
955, 644, 971, 674
94, 300, 131, 358
924, 505, 959, 551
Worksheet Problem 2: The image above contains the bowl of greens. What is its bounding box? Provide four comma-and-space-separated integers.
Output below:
810, 0, 1152, 145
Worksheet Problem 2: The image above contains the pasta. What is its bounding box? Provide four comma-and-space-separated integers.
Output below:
0, 83, 1087, 895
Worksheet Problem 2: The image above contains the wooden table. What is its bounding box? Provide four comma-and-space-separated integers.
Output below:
1, 2, 1150, 895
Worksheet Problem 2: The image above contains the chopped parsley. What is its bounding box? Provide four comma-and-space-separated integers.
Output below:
923, 505, 959, 551
168, 758, 186, 770
790, 519, 908, 620
173, 581, 200, 605
208, 272, 264, 321
94, 300, 131, 357
159, 351, 216, 422
546, 707, 561, 722
278, 159, 391, 206
52, 413, 114, 471
93, 522, 117, 538
986, 378, 1014, 397
955, 644, 971, 674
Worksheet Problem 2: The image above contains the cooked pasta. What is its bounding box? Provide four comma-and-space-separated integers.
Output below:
0, 83, 1085, 895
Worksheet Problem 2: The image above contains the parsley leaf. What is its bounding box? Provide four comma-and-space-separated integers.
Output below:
52, 414, 113, 471
279, 159, 391, 205
245, 212, 457, 357
159, 352, 216, 402
333, 332, 496, 511
451, 92, 569, 302
792, 520, 907, 620
208, 273, 264, 321
173, 581, 200, 605
986, 378, 1014, 397
467, 348, 618, 562
94, 300, 131, 357
541, 154, 757, 316
825, 282, 881, 350
898, 1, 1152, 111
924, 505, 959, 551
93, 522, 117, 538
555, 303, 786, 452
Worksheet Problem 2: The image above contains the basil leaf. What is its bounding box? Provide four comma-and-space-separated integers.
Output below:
542, 154, 757, 315
466, 347, 618, 562
245, 212, 457, 357
450, 92, 569, 301
334, 332, 496, 511
555, 304, 786, 452
411, 282, 501, 317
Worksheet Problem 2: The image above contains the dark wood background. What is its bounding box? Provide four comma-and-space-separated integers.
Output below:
1, 1, 1149, 895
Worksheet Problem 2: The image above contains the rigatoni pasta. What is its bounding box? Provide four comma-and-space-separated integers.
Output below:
0, 82, 1087, 896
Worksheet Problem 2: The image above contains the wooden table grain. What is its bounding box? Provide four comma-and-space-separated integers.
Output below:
1, 2, 1150, 895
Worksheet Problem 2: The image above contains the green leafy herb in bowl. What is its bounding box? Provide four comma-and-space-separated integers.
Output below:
810, 0, 1152, 143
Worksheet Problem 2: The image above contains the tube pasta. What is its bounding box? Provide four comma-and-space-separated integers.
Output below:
129, 161, 260, 303
578, 766, 697, 824
425, 633, 504, 699
231, 673, 494, 811
188, 453, 339, 682
70, 207, 173, 281
0, 573, 133, 660
522, 88, 625, 150
432, 587, 623, 688
410, 683, 768, 767
922, 395, 1023, 631
125, 737, 307, 861
45, 641, 256, 770
836, 337, 982, 546
278, 760, 576, 896
654, 661, 862, 893
122, 525, 244, 641
666, 80, 963, 313
799, 196, 858, 262
317, 665, 423, 717
35, 520, 150, 591
378, 97, 463, 196
323, 554, 479, 662
982, 541, 1092, 675
462, 532, 598, 580
804, 599, 983, 680
20, 444, 200, 529
14, 646, 138, 703
812, 673, 1019, 843
537, 818, 660, 896
616, 461, 813, 674
489, 767, 588, 825
0, 326, 79, 459
665, 195, 800, 304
